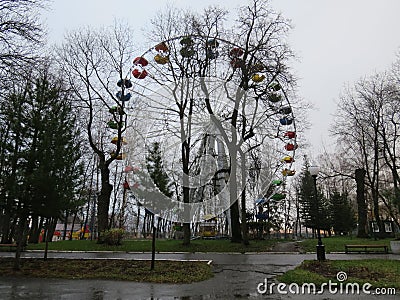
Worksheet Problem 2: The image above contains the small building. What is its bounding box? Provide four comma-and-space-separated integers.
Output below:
199, 215, 217, 238
369, 220, 395, 238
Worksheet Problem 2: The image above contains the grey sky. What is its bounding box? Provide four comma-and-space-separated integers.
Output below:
43, 0, 400, 159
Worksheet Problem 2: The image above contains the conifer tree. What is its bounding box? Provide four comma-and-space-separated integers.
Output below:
298, 170, 330, 235
330, 191, 356, 235
0, 65, 84, 268
146, 142, 173, 198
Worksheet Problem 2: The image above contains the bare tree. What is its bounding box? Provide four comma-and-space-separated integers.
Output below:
57, 22, 135, 240
201, 0, 296, 243
0, 0, 47, 79
141, 0, 298, 244
332, 72, 400, 236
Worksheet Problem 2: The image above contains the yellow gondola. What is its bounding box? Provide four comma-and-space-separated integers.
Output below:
252, 74, 266, 83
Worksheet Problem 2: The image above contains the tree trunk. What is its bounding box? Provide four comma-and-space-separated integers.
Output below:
46, 217, 57, 242
1, 210, 12, 244
81, 200, 90, 240
230, 203, 242, 242
119, 186, 127, 229
97, 164, 113, 242
62, 210, 69, 240
69, 210, 77, 240
136, 206, 140, 237
229, 150, 242, 243
355, 168, 368, 238
182, 139, 191, 246
182, 183, 191, 245
142, 211, 147, 237
8, 215, 17, 243
372, 187, 384, 238
240, 148, 249, 245
13, 212, 28, 271
28, 215, 43, 244
110, 164, 120, 229
28, 215, 38, 243
240, 187, 249, 245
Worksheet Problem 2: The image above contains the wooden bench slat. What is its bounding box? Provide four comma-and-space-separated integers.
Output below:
345, 245, 387, 248
345, 244, 388, 254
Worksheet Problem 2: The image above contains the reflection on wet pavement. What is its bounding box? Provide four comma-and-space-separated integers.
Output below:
0, 252, 398, 299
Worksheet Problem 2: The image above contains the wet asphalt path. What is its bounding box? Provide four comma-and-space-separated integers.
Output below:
0, 251, 398, 299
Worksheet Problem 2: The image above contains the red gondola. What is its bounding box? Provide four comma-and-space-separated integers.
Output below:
155, 42, 169, 52
285, 143, 298, 151
229, 47, 244, 57
124, 165, 134, 173
132, 68, 148, 79
133, 57, 148, 66
284, 131, 296, 139
123, 181, 130, 190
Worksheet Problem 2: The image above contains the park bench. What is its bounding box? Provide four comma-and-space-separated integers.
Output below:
0, 244, 18, 251
345, 244, 388, 254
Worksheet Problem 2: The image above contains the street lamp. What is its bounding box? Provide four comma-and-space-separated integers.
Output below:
308, 166, 326, 261
151, 214, 159, 271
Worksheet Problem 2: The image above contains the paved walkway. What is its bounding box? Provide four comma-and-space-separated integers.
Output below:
0, 250, 398, 299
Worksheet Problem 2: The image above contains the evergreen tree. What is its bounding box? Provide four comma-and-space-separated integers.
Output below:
0, 65, 84, 268
299, 171, 317, 229
146, 142, 173, 198
330, 191, 356, 235
298, 170, 330, 234
21, 72, 83, 219
0, 91, 27, 243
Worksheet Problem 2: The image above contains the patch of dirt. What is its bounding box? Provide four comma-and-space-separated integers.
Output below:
271, 241, 302, 253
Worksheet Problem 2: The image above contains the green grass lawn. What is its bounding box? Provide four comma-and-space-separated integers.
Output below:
0, 258, 213, 283
25, 238, 281, 253
298, 236, 393, 253
12, 236, 395, 254
278, 259, 400, 289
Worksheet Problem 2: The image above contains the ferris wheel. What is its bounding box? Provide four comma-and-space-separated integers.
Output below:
109, 35, 298, 223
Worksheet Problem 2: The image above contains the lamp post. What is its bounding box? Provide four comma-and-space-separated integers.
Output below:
151, 214, 159, 270
308, 166, 326, 261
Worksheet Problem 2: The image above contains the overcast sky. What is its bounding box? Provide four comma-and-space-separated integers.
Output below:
43, 0, 400, 161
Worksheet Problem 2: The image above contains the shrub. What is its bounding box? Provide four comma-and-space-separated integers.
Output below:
102, 228, 124, 246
